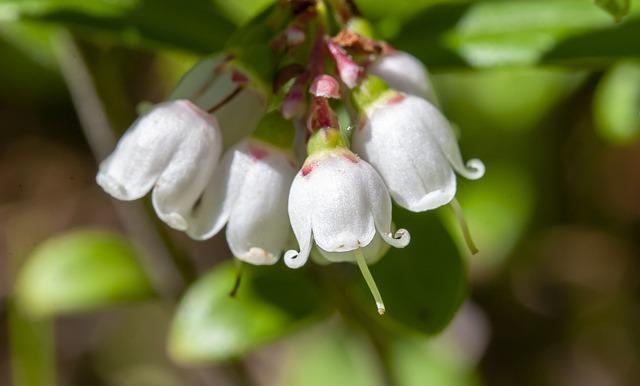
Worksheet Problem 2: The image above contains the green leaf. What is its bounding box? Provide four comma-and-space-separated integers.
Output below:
595, 0, 631, 21
391, 338, 479, 386
276, 325, 385, 386
8, 302, 56, 386
168, 261, 325, 363
392, 0, 640, 69
353, 207, 467, 335
444, 166, 535, 273
210, 0, 275, 25
594, 61, 640, 144
0, 0, 235, 53
14, 230, 155, 317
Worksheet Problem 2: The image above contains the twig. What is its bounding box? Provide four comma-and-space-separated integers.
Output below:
53, 30, 188, 298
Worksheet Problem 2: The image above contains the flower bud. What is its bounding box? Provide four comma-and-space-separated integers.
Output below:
96, 100, 222, 230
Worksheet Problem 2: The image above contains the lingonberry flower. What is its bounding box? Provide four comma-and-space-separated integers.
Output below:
285, 127, 410, 313
352, 76, 485, 213
368, 50, 438, 104
185, 113, 297, 265
97, 100, 222, 230
169, 54, 268, 147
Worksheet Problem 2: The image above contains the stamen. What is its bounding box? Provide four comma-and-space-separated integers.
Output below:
354, 247, 385, 315
449, 198, 478, 255
229, 261, 244, 297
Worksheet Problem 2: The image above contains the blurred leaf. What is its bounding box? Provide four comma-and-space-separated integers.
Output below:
0, 0, 235, 53
8, 302, 56, 386
393, 0, 640, 68
594, 61, 640, 143
210, 0, 275, 25
277, 325, 384, 386
0, 23, 65, 101
391, 338, 479, 386
168, 261, 325, 363
445, 166, 535, 274
14, 230, 155, 317
595, 0, 631, 21
352, 208, 466, 335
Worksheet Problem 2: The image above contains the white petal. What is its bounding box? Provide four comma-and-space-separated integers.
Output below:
368, 51, 438, 104
214, 88, 267, 148
185, 140, 251, 239
307, 153, 376, 252
316, 233, 390, 265
410, 96, 485, 180
285, 170, 314, 268
225, 144, 296, 265
169, 54, 236, 111
360, 159, 410, 248
96, 100, 220, 203
353, 96, 457, 212
150, 102, 222, 230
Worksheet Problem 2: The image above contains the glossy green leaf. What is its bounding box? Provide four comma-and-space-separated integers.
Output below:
594, 61, 640, 144
0, 0, 235, 53
168, 261, 325, 363
596, 0, 631, 21
352, 207, 467, 335
392, 0, 640, 69
14, 230, 155, 317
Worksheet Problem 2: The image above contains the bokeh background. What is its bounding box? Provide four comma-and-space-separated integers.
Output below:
1, 0, 639, 385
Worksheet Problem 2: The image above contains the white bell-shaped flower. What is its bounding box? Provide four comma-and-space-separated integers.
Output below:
352, 87, 484, 212
169, 54, 267, 147
186, 137, 296, 265
97, 100, 222, 230
368, 50, 438, 104
284, 135, 409, 270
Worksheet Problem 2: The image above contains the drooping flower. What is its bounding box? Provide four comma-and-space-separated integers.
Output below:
368, 50, 438, 104
285, 128, 410, 268
185, 113, 297, 265
96, 100, 222, 230
285, 128, 410, 313
352, 76, 485, 213
169, 54, 268, 147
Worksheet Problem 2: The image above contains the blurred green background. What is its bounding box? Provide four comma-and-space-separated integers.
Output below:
1, 0, 639, 385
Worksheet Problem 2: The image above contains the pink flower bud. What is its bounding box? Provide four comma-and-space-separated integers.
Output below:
310, 74, 341, 99
327, 40, 364, 89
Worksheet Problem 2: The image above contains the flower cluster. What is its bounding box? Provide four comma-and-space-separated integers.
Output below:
96, 2, 484, 314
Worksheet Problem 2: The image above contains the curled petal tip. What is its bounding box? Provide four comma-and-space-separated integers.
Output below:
383, 228, 410, 248
284, 249, 307, 269
461, 159, 485, 180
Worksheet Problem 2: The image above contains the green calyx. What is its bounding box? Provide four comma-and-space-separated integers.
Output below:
347, 17, 375, 38
251, 112, 295, 150
352, 75, 392, 110
307, 128, 349, 155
